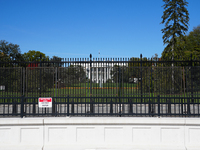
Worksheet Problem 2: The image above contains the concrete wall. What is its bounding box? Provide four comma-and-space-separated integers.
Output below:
0, 117, 200, 150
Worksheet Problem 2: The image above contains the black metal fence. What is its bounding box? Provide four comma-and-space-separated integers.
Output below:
1, 54, 200, 117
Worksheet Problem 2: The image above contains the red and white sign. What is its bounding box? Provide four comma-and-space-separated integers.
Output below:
38, 97, 52, 108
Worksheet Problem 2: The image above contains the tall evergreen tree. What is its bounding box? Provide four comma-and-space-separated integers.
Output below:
161, 0, 189, 60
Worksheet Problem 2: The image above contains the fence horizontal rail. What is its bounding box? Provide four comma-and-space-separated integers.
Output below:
0, 96, 200, 117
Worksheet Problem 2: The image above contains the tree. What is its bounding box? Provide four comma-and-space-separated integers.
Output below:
161, 0, 189, 60
161, 25, 200, 61
0, 67, 22, 92
23, 50, 49, 61
0, 40, 23, 61
128, 57, 141, 81
0, 40, 24, 91
110, 65, 127, 83
184, 25, 200, 58
161, 36, 186, 61
26, 67, 54, 94
128, 57, 152, 84
49, 56, 63, 67
59, 65, 86, 87
161, 0, 189, 94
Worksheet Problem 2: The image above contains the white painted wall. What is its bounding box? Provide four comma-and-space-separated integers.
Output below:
0, 117, 200, 150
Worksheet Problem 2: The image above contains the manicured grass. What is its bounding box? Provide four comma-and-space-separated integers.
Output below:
1, 81, 200, 103
1, 88, 199, 103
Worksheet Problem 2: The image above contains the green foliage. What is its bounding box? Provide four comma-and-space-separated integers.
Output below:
59, 65, 86, 87
162, 25, 200, 62
111, 65, 126, 83
49, 56, 64, 67
128, 57, 152, 80
184, 25, 200, 58
0, 68, 22, 92
26, 68, 54, 94
23, 50, 49, 61
161, 0, 189, 58
0, 40, 23, 62
161, 36, 186, 60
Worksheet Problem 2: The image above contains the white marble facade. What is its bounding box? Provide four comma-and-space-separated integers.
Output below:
71, 61, 127, 83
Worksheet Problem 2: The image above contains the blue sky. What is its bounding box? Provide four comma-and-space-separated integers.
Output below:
1, 0, 200, 59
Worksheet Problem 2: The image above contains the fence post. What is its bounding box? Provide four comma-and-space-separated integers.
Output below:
71, 99, 74, 114
149, 99, 154, 116
168, 99, 171, 114
191, 54, 194, 103
32, 99, 36, 114
181, 98, 183, 116
12, 99, 17, 115
149, 102, 151, 115
140, 54, 143, 102
90, 54, 94, 114
129, 99, 132, 114
118, 67, 122, 116
21, 95, 24, 118
149, 64, 152, 116
39, 55, 42, 97
158, 95, 160, 117
67, 95, 69, 116
54, 67, 58, 117
110, 99, 113, 114
52, 100, 55, 116
186, 54, 193, 115
119, 97, 121, 117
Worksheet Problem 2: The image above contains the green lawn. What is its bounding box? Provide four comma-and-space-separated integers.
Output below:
1, 87, 199, 103
0, 82, 199, 103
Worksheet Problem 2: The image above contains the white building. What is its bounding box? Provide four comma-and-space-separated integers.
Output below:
71, 60, 127, 84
